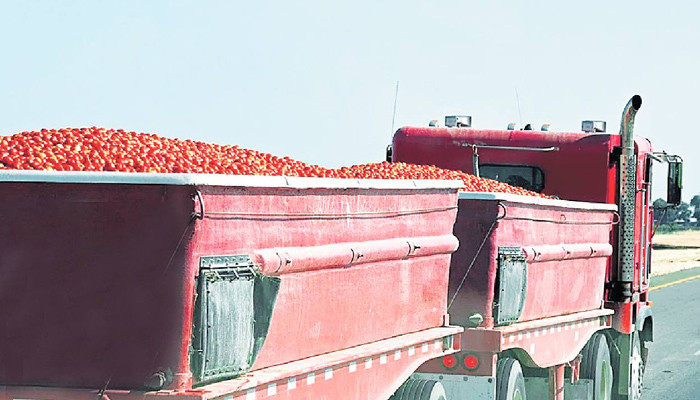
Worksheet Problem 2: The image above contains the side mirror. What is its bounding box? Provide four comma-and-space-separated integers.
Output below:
667, 156, 683, 207
386, 144, 393, 162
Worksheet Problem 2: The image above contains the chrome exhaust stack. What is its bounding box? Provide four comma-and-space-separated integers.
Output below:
620, 95, 642, 152
617, 95, 642, 288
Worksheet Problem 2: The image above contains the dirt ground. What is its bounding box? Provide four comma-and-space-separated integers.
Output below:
650, 230, 700, 276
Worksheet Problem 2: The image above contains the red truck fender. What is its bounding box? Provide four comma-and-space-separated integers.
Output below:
636, 305, 653, 343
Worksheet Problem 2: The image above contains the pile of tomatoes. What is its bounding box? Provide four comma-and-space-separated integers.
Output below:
335, 162, 548, 197
0, 127, 547, 197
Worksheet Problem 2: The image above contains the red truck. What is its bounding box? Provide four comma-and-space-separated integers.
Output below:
388, 95, 683, 400
0, 95, 682, 400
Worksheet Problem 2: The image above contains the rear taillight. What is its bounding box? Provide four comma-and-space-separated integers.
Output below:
441, 355, 458, 370
463, 354, 480, 370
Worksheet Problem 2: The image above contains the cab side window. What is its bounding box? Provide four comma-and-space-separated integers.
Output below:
479, 164, 545, 193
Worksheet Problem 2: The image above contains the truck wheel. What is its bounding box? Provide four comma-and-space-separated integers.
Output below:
581, 333, 613, 400
496, 357, 527, 400
629, 335, 644, 400
391, 378, 447, 400
610, 333, 645, 400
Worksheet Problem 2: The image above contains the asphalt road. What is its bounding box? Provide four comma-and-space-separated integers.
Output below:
641, 272, 700, 399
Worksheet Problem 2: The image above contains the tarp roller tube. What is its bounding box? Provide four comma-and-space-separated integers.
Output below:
521, 243, 613, 263
253, 234, 459, 276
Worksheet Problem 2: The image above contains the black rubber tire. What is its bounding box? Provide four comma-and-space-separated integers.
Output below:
406, 378, 427, 400
628, 334, 644, 400
418, 380, 447, 400
391, 378, 447, 400
581, 333, 613, 400
496, 357, 527, 400
610, 333, 645, 400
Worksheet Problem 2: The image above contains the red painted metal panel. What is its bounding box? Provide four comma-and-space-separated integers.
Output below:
0, 180, 459, 394
608, 301, 635, 334
0, 183, 195, 390
392, 128, 616, 203
447, 197, 615, 330
251, 255, 452, 370
188, 186, 458, 375
495, 309, 613, 367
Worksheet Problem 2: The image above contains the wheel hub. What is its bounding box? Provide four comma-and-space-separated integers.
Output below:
513, 388, 523, 400
630, 343, 643, 399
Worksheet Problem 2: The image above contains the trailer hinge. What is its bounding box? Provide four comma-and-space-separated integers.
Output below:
199, 254, 257, 280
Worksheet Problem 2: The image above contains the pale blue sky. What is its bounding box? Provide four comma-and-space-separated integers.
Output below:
1, 1, 697, 200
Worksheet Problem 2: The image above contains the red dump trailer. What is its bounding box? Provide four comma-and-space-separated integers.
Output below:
388, 96, 684, 400
0, 95, 684, 400
0, 172, 463, 400
412, 193, 617, 400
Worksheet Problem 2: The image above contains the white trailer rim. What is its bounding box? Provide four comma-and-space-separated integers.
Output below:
0, 170, 463, 190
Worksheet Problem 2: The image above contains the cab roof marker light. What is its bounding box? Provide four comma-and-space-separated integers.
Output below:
582, 120, 607, 133
445, 115, 472, 128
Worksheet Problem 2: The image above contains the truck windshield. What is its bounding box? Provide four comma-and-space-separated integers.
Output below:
479, 164, 545, 193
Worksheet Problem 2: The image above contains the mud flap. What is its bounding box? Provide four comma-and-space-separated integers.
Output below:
191, 255, 280, 385
493, 247, 527, 325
